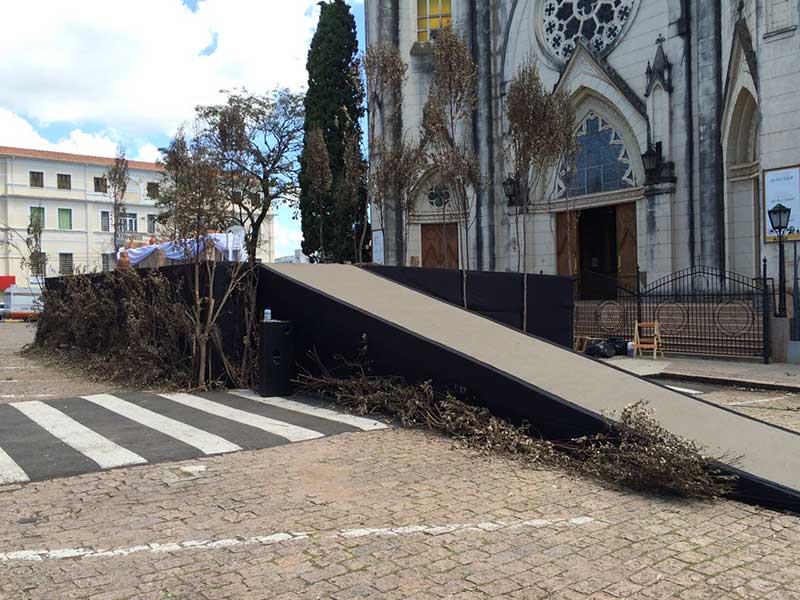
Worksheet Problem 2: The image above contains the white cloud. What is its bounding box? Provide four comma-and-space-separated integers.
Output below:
134, 143, 161, 163
0, 107, 119, 156
273, 219, 304, 259
0, 0, 335, 138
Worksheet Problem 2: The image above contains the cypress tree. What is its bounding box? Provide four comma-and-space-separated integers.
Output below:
300, 0, 368, 263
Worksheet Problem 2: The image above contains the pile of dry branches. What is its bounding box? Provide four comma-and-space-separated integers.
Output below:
297, 352, 734, 500
29, 270, 194, 388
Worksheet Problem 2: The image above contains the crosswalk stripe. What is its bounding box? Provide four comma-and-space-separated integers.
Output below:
229, 390, 388, 431
81, 394, 241, 456
11, 401, 147, 470
0, 447, 29, 485
159, 393, 325, 442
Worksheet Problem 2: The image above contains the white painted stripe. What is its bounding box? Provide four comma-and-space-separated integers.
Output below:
0, 447, 29, 485
0, 515, 599, 562
81, 394, 241, 455
665, 385, 703, 395
12, 401, 147, 469
159, 393, 325, 442
229, 390, 387, 431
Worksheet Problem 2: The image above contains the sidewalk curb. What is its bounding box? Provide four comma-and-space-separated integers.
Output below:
647, 372, 800, 394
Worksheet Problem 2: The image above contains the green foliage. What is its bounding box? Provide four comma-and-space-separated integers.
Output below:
299, 0, 368, 263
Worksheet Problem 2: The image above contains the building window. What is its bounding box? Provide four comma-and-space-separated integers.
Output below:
147, 214, 157, 234
120, 212, 138, 233
147, 182, 160, 198
57, 174, 72, 190
102, 253, 114, 272
30, 252, 47, 278
767, 0, 794, 33
58, 208, 73, 230
417, 0, 452, 42
29, 171, 44, 188
542, 0, 636, 60
29, 207, 45, 229
58, 253, 74, 276
94, 177, 108, 193
100, 210, 110, 232
560, 113, 636, 198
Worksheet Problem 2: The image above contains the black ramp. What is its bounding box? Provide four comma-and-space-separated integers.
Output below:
259, 264, 800, 512
51, 397, 201, 464
0, 404, 98, 482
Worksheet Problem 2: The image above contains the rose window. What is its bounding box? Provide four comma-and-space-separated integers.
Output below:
542, 0, 636, 60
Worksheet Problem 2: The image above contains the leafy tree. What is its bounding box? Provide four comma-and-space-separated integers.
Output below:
299, 0, 367, 263
505, 56, 576, 329
156, 128, 248, 389
196, 88, 305, 263
106, 145, 129, 252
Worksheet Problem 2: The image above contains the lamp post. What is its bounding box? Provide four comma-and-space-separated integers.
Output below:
768, 202, 792, 318
641, 143, 661, 186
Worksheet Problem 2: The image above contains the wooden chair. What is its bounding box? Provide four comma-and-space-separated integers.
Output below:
634, 321, 664, 359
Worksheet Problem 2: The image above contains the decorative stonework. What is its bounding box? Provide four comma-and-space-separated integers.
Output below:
558, 112, 637, 199
541, 0, 637, 61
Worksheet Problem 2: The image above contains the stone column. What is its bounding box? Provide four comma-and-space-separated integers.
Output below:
640, 182, 677, 284
695, 0, 725, 269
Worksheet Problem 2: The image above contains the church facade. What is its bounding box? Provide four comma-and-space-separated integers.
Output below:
366, 0, 800, 297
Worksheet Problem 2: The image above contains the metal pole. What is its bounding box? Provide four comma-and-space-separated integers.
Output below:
794, 241, 799, 340
763, 257, 771, 364
779, 234, 787, 317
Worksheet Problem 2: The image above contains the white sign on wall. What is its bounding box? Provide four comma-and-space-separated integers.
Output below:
372, 229, 385, 265
764, 166, 800, 241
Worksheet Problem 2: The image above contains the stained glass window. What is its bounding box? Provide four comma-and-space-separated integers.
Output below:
417, 0, 452, 42
562, 113, 636, 198
542, 0, 635, 60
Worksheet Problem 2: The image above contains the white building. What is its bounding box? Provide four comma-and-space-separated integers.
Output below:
367, 0, 800, 298
274, 249, 310, 264
0, 146, 276, 286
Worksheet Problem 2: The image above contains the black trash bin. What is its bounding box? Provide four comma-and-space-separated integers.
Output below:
259, 320, 295, 397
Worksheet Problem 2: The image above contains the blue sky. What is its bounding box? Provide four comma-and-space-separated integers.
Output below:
0, 0, 366, 258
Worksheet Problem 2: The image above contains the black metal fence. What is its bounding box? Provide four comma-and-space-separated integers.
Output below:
575, 266, 774, 359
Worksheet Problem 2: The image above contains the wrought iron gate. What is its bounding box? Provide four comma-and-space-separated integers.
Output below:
575, 266, 774, 359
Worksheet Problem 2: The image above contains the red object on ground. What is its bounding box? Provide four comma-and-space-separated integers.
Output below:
0, 276, 15, 292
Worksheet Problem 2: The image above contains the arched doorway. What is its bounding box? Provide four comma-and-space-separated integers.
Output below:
724, 89, 760, 278
556, 111, 641, 299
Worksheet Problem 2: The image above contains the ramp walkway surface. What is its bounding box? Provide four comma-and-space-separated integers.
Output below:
264, 264, 800, 511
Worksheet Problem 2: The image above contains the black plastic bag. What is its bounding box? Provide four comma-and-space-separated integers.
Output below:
586, 340, 616, 359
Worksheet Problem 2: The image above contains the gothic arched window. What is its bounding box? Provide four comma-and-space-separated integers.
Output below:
542, 0, 636, 60
561, 113, 636, 198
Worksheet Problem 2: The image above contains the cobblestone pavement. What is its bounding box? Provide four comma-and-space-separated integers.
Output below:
1, 428, 800, 600
0, 323, 115, 405
700, 387, 800, 434
655, 379, 800, 434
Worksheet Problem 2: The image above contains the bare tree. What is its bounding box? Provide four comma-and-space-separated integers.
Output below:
156, 128, 249, 389
505, 56, 576, 329
421, 27, 480, 305
364, 43, 425, 266
196, 88, 304, 263
107, 145, 129, 253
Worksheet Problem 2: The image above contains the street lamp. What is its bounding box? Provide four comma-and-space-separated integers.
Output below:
641, 143, 661, 186
503, 174, 520, 208
768, 202, 792, 317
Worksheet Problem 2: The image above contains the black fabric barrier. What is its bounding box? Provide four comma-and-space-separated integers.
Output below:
362, 265, 574, 348
257, 265, 800, 514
